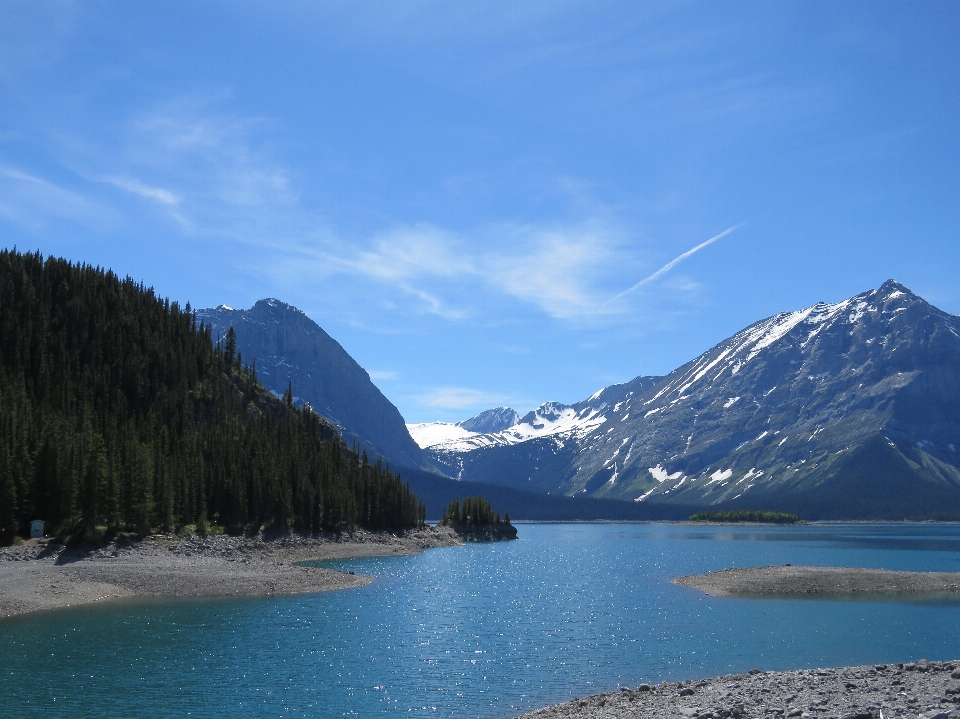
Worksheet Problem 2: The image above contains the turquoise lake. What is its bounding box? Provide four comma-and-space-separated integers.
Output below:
3, 522, 960, 718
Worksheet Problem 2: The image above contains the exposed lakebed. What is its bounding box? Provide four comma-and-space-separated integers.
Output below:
3, 522, 960, 718
676, 564, 960, 599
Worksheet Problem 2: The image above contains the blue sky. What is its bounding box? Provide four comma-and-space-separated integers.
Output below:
3, 1, 960, 423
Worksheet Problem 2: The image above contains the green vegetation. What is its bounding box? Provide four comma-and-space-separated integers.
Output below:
0, 249, 425, 544
439, 495, 510, 528
689, 510, 800, 524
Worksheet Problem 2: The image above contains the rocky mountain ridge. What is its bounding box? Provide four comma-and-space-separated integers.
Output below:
425, 280, 960, 519
196, 299, 429, 471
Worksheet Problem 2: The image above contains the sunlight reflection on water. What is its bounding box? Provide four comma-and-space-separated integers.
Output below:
3, 522, 960, 718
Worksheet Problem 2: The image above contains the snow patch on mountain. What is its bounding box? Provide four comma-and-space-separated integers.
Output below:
708, 468, 733, 484
407, 422, 480, 449
648, 465, 683, 483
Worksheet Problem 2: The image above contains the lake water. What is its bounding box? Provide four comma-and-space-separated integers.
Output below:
3, 522, 960, 718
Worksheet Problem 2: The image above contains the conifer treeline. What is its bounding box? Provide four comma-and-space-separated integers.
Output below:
688, 510, 800, 524
0, 249, 425, 542
440, 495, 509, 527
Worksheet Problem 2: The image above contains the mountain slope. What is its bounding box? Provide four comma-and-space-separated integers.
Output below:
430, 281, 960, 519
0, 250, 425, 541
197, 300, 428, 471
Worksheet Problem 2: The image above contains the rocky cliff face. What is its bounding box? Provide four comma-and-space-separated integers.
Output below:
431, 281, 960, 519
196, 299, 429, 471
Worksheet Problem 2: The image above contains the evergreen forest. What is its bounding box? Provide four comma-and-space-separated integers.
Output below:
0, 249, 426, 543
440, 495, 509, 528
688, 510, 800, 524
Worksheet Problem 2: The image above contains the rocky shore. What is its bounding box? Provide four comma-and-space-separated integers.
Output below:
675, 566, 960, 598
0, 525, 462, 619
515, 659, 960, 719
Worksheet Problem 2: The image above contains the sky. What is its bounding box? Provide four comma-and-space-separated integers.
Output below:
3, 1, 960, 423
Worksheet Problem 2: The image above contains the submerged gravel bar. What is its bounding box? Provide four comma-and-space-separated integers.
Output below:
674, 565, 960, 597
516, 659, 960, 719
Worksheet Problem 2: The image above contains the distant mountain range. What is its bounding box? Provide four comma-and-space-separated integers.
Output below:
202, 281, 960, 520
412, 280, 960, 519
193, 301, 689, 521
408, 379, 660, 455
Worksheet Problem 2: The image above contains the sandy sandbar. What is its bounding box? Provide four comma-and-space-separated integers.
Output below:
674, 565, 960, 598
0, 526, 462, 619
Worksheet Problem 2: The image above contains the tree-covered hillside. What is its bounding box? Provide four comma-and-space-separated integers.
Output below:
0, 250, 425, 543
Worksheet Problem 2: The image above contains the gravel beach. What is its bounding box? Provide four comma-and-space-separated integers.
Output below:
515, 659, 960, 719
674, 566, 960, 598
0, 525, 462, 619
515, 566, 960, 719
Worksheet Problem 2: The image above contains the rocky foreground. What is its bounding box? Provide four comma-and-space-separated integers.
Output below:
0, 526, 462, 619
516, 659, 960, 719
675, 566, 960, 598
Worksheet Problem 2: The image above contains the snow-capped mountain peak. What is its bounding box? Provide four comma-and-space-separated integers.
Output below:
422, 280, 960, 519
408, 400, 609, 452
459, 407, 520, 434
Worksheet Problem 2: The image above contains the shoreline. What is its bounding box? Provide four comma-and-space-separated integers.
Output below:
675, 565, 960, 598
0, 525, 463, 620
514, 659, 960, 719
508, 519, 960, 525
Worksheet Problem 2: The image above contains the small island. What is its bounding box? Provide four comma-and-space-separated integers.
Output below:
688, 510, 801, 524
675, 565, 960, 597
439, 495, 518, 541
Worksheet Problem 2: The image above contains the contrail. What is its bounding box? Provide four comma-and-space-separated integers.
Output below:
607, 224, 744, 304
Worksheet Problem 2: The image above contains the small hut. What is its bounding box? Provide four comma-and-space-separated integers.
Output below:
30, 520, 45, 539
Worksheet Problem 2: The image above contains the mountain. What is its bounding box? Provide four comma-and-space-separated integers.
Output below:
408, 407, 521, 450
196, 300, 429, 471
426, 281, 960, 519
459, 407, 520, 434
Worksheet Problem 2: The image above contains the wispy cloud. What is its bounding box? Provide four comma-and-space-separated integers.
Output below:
607, 224, 743, 304
323, 218, 631, 322
483, 221, 622, 319
347, 224, 475, 281
0, 164, 115, 231
3, 98, 724, 329
101, 176, 181, 205
115, 99, 301, 239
